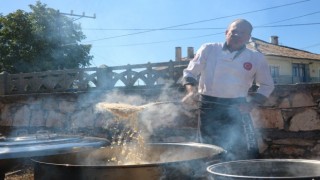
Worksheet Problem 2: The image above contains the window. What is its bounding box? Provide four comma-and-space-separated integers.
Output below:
269, 65, 279, 77
292, 63, 306, 77
292, 63, 307, 82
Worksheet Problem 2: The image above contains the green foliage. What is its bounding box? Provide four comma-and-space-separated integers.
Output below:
0, 1, 92, 73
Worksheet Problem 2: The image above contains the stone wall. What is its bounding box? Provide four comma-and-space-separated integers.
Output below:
1, 84, 320, 159
252, 83, 320, 159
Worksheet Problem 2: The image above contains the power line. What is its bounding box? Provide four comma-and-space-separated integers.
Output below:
93, 32, 224, 47
301, 43, 320, 50
77, 0, 310, 44
83, 27, 225, 31
82, 11, 320, 31
89, 9, 320, 48
86, 9, 320, 48
91, 22, 320, 48
255, 22, 320, 28
83, 22, 320, 31
261, 11, 320, 25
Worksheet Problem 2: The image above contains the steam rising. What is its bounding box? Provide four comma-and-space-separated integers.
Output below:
95, 88, 184, 135
93, 87, 186, 165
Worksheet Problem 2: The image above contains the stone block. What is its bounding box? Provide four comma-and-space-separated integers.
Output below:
94, 111, 114, 129
0, 105, 13, 126
291, 92, 316, 107
273, 138, 315, 146
278, 98, 290, 108
30, 110, 46, 126
289, 109, 320, 131
12, 105, 30, 126
70, 107, 95, 128
46, 111, 67, 128
42, 98, 59, 111
59, 100, 77, 114
279, 146, 305, 156
251, 108, 284, 129
263, 95, 277, 107
257, 137, 268, 153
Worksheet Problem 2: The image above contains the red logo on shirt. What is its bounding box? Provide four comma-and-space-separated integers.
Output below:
243, 62, 252, 71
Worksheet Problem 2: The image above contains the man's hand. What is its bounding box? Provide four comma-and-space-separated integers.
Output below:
238, 93, 266, 113
181, 84, 198, 109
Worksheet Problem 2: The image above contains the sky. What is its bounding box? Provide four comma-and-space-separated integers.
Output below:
1, 0, 320, 67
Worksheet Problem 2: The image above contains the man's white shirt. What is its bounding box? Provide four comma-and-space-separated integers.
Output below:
183, 43, 274, 98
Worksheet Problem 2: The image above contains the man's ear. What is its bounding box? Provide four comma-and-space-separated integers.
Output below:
245, 34, 251, 42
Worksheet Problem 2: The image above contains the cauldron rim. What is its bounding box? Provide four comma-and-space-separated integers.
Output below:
0, 135, 109, 159
32, 142, 225, 168
207, 158, 320, 179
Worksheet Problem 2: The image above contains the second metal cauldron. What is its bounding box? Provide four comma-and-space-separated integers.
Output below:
207, 159, 320, 180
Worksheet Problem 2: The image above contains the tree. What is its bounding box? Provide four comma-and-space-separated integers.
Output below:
0, 2, 92, 73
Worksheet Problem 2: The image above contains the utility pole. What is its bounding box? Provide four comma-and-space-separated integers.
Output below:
58, 10, 96, 21
56, 10, 96, 43
55, 10, 96, 67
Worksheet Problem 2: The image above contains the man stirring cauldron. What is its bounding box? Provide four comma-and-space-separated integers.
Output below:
181, 19, 274, 161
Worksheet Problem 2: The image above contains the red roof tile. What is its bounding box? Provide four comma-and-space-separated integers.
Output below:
247, 37, 320, 61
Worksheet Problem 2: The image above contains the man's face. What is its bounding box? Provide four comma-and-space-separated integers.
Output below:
225, 22, 251, 51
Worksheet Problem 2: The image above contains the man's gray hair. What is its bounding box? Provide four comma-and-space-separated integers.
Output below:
228, 19, 253, 34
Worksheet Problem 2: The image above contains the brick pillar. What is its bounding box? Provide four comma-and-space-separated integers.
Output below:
187, 47, 194, 59
175, 47, 182, 61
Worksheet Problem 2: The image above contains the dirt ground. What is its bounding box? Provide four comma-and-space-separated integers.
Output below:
5, 168, 33, 180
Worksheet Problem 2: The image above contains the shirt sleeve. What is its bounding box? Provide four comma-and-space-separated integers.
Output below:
181, 44, 208, 86
254, 53, 275, 97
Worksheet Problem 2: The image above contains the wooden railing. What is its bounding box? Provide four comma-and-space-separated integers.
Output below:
0, 60, 189, 95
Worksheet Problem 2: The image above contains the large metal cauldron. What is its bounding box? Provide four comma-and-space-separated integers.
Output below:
32, 142, 224, 180
207, 159, 320, 180
0, 132, 109, 179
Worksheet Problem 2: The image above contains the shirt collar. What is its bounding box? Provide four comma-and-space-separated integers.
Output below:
222, 42, 247, 60
222, 42, 246, 52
